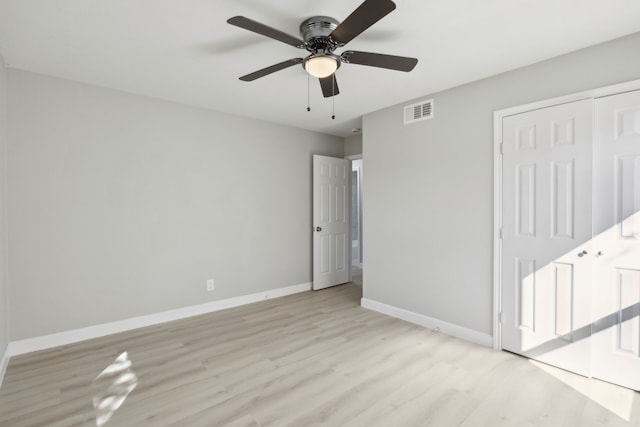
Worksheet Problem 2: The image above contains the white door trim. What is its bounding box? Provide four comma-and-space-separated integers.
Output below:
492, 78, 640, 350
345, 154, 363, 281
345, 155, 361, 282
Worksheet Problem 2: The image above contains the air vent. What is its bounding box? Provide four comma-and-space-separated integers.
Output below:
404, 99, 434, 124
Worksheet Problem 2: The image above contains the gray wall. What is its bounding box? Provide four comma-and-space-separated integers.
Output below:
344, 134, 363, 157
7, 70, 344, 340
0, 53, 8, 357
363, 32, 640, 335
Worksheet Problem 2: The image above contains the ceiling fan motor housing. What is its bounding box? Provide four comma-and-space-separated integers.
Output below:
300, 16, 341, 53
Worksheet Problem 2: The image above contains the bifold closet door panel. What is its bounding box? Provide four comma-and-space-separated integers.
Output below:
501, 99, 593, 377
592, 90, 640, 391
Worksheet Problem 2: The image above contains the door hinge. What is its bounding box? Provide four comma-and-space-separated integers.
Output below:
498, 312, 504, 324
499, 143, 503, 155
498, 228, 503, 239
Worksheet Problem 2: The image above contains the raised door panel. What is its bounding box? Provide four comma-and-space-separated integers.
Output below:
616, 269, 640, 358
551, 160, 575, 239
516, 164, 537, 237
616, 156, 640, 239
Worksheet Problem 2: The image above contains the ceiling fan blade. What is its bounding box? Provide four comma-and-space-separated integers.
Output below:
330, 0, 396, 45
227, 16, 305, 48
341, 50, 417, 71
239, 58, 303, 81
319, 75, 340, 98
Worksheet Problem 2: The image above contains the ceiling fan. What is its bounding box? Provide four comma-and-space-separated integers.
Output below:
227, 0, 418, 98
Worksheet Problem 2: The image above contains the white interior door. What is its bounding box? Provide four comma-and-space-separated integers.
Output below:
592, 90, 640, 390
313, 155, 350, 290
501, 99, 594, 376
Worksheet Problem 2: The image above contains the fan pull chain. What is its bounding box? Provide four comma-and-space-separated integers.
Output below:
306, 74, 311, 112
331, 76, 336, 120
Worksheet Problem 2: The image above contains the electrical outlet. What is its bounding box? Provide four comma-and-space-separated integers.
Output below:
206, 279, 215, 291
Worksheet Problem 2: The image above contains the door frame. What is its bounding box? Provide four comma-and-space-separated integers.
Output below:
492, 78, 640, 350
346, 154, 363, 282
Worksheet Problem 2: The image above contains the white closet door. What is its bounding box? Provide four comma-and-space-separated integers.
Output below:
592, 90, 640, 390
501, 99, 593, 376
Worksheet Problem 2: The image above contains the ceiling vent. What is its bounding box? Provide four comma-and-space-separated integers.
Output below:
404, 99, 433, 124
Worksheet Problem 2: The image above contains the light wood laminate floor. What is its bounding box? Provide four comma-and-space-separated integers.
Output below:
1, 283, 638, 426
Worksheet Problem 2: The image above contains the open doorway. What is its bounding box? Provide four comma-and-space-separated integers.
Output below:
350, 158, 363, 285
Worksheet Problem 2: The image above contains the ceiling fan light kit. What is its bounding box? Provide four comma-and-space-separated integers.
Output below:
227, 0, 417, 103
304, 54, 340, 78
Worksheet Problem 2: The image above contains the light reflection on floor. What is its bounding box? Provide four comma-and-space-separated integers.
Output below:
529, 359, 634, 422
92, 351, 138, 426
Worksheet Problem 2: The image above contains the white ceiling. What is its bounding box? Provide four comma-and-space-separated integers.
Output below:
1, 0, 640, 137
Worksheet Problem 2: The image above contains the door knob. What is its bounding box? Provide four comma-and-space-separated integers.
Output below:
577, 250, 588, 257
315, 226, 322, 232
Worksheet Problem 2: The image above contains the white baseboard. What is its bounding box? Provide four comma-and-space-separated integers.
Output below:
0, 344, 9, 388
8, 282, 311, 357
361, 298, 493, 348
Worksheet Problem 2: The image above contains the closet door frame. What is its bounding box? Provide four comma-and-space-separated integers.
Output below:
493, 78, 640, 351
